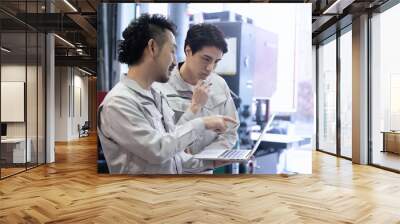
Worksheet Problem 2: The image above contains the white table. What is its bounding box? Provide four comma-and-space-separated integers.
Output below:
1, 138, 31, 163
250, 133, 305, 144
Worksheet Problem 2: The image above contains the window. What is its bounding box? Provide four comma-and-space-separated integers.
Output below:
370, 3, 400, 171
317, 37, 337, 155
339, 29, 352, 158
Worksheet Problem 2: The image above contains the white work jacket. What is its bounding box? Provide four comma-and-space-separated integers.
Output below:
98, 76, 213, 174
153, 66, 239, 154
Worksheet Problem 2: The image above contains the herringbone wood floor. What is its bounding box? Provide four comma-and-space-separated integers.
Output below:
1, 135, 400, 223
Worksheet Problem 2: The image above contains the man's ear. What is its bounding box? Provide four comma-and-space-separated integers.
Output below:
184, 45, 192, 56
147, 39, 159, 58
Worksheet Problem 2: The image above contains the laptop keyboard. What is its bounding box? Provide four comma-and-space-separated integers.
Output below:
219, 150, 249, 159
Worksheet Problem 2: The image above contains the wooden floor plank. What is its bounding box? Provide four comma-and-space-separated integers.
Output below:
0, 135, 400, 223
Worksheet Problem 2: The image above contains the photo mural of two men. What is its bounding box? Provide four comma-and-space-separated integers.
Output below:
97, 3, 313, 175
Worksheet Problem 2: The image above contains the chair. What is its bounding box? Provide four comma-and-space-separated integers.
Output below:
78, 121, 90, 138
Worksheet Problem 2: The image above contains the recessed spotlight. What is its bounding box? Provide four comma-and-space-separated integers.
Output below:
63, 0, 78, 12
54, 34, 75, 48
78, 67, 92, 76
1, 47, 11, 53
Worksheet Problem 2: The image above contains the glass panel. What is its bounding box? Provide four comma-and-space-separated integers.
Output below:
1, 30, 28, 177
340, 29, 352, 158
0, 1, 46, 178
26, 0, 41, 169
318, 37, 337, 154
371, 4, 400, 171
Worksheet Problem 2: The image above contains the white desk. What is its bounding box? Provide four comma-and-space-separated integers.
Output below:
251, 133, 305, 143
1, 138, 31, 163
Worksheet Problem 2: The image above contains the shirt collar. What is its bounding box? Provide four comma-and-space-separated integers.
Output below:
169, 65, 194, 92
121, 75, 155, 101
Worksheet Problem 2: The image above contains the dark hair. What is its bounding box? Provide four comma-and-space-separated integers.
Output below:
184, 23, 228, 55
118, 14, 176, 66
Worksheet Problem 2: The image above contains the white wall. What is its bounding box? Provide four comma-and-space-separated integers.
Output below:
55, 67, 89, 141
1, 65, 42, 137
76, 74, 89, 122
55, 67, 68, 141
1, 65, 27, 141
1, 65, 25, 128
72, 73, 89, 138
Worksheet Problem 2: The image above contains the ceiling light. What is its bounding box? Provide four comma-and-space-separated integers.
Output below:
78, 67, 92, 76
63, 0, 78, 12
54, 34, 75, 48
322, 0, 355, 15
1, 47, 11, 53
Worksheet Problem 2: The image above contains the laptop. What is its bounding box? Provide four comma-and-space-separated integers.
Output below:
194, 114, 275, 161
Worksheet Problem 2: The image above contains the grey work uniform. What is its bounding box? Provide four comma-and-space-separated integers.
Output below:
98, 76, 213, 174
153, 65, 239, 154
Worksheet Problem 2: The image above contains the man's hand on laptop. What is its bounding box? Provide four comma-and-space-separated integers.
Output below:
203, 115, 238, 134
